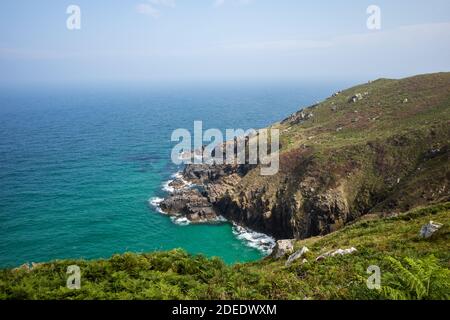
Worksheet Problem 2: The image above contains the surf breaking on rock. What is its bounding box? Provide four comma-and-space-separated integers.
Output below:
149, 164, 275, 254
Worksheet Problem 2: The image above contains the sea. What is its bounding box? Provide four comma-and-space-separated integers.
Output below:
0, 82, 339, 267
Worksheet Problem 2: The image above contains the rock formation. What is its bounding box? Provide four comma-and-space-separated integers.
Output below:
156, 73, 450, 244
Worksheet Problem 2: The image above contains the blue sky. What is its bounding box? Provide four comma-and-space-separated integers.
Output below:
1, 0, 450, 86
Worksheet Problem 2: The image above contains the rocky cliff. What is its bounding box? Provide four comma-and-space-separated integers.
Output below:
160, 73, 450, 240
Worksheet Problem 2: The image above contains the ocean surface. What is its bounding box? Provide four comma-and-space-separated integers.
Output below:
0, 82, 337, 267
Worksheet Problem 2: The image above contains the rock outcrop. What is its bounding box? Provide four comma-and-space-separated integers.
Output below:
157, 163, 253, 224
270, 240, 295, 259
160, 189, 218, 223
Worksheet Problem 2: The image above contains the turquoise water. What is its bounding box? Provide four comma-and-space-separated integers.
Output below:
0, 83, 334, 267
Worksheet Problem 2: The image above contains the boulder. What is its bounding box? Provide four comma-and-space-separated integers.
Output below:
420, 221, 443, 239
285, 246, 310, 267
331, 247, 357, 256
348, 93, 363, 103
271, 239, 295, 259
316, 247, 357, 261
281, 110, 314, 125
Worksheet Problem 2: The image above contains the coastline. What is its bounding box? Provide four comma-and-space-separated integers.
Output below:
149, 168, 276, 255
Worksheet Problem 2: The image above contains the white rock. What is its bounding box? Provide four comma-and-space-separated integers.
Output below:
316, 247, 357, 261
271, 239, 295, 259
285, 246, 310, 267
349, 93, 363, 103
420, 221, 443, 239
331, 247, 357, 257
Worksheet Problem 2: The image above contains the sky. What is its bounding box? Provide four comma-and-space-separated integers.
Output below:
1, 0, 450, 86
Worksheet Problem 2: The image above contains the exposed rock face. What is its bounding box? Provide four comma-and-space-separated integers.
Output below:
183, 164, 227, 183
213, 173, 356, 240
183, 163, 254, 184
420, 221, 443, 239
161, 128, 448, 239
157, 73, 450, 242
157, 163, 253, 224
168, 179, 186, 190
270, 239, 295, 259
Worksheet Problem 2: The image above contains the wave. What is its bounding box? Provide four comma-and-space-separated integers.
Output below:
162, 171, 193, 194
148, 197, 166, 214
152, 171, 275, 255
232, 224, 276, 255
170, 216, 191, 226
162, 180, 175, 193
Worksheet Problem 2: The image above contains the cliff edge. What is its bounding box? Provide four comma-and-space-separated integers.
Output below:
161, 72, 450, 240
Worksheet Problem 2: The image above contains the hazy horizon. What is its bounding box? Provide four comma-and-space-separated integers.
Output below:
1, 0, 450, 86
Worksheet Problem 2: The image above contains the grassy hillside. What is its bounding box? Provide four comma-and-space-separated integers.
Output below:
216, 72, 450, 239
1, 202, 448, 300
1, 73, 449, 300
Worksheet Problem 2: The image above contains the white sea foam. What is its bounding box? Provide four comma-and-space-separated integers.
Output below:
148, 197, 166, 214
174, 172, 193, 188
232, 224, 276, 255
156, 171, 275, 255
215, 215, 228, 223
162, 171, 193, 194
151, 171, 197, 222
162, 180, 175, 193
149, 197, 164, 206
171, 216, 191, 226
172, 172, 183, 179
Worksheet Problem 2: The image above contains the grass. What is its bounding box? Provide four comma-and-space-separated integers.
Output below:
1, 73, 448, 300
1, 202, 448, 300
225, 72, 450, 238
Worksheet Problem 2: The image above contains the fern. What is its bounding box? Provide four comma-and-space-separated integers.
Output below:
381, 256, 450, 300
381, 286, 408, 300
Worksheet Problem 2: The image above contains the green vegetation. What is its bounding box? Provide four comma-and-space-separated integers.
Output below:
381, 256, 449, 300
1, 203, 448, 300
222, 72, 450, 239
1, 73, 448, 300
